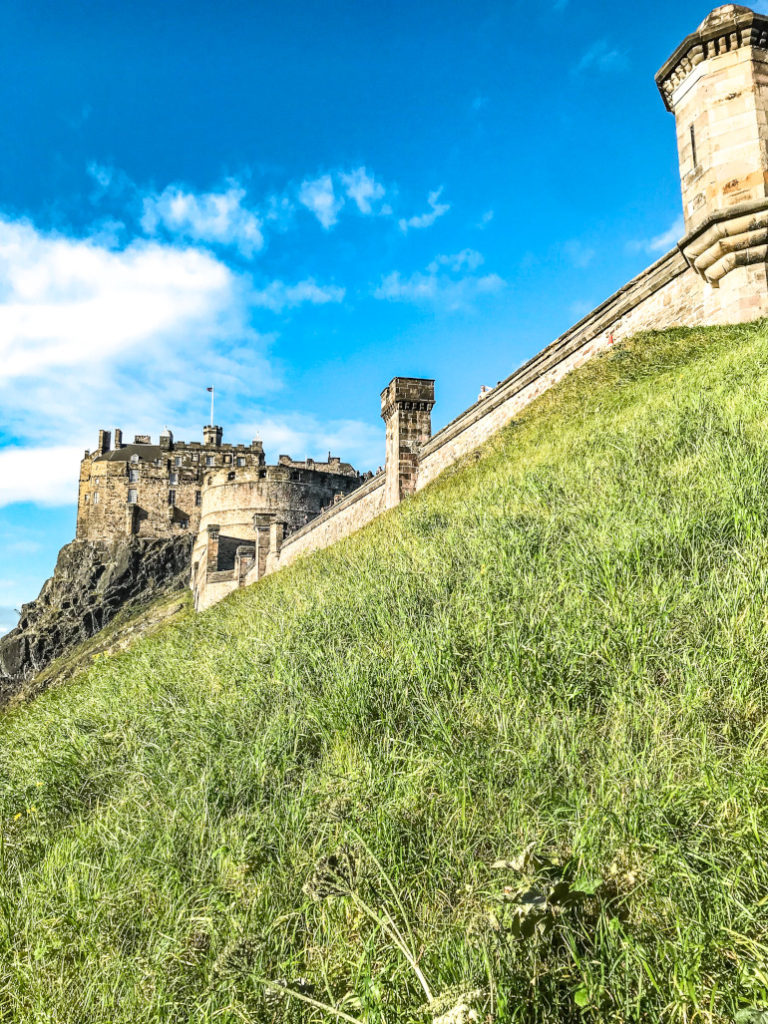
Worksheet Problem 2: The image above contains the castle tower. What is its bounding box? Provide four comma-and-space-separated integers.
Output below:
657, 4, 768, 319
203, 425, 223, 446
380, 377, 435, 508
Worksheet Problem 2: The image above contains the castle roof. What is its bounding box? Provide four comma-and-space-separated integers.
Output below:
95, 444, 164, 462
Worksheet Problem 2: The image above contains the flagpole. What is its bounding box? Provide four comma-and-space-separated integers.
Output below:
210, 387, 214, 426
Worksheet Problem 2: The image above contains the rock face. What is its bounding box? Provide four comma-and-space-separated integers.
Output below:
0, 536, 192, 706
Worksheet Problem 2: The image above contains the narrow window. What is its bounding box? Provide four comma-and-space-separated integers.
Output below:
130, 453, 139, 463
195, 490, 201, 506
237, 456, 246, 467
168, 489, 176, 505
127, 489, 137, 504
175, 456, 182, 466
169, 472, 178, 485
93, 492, 99, 505
205, 455, 215, 466
690, 124, 697, 168
129, 468, 139, 483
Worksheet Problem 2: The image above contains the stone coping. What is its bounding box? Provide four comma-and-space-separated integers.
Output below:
279, 472, 385, 550
421, 247, 686, 460
656, 7, 768, 111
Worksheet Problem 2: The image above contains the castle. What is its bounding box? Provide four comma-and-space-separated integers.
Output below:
74, 5, 768, 613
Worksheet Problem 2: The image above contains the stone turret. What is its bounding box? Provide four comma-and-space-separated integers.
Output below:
203, 424, 223, 447
97, 429, 111, 456
381, 377, 435, 508
657, 4, 768, 319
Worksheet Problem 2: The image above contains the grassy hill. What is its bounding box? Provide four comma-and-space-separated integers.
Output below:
4, 322, 768, 1023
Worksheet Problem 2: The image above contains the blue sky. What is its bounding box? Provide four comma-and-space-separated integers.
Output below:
0, 0, 757, 633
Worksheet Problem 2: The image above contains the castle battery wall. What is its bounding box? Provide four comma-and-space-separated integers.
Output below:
190, 456, 362, 611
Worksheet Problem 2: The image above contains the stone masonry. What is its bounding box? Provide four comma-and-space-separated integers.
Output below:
658, 4, 768, 321
77, 427, 268, 542
380, 378, 435, 508
190, 452, 364, 611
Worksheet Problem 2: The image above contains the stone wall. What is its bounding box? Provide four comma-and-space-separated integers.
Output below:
214, 246, 741, 597
268, 473, 386, 573
77, 429, 266, 543
418, 251, 717, 488
191, 456, 364, 611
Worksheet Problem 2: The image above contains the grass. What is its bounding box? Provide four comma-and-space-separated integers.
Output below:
3, 322, 768, 1022
6, 588, 192, 708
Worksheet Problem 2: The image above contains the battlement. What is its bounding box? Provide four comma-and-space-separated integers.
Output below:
77, 417, 362, 551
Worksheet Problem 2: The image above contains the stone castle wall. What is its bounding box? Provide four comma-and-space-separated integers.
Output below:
77, 429, 266, 543
191, 456, 363, 610
267, 473, 386, 574
419, 251, 718, 487
232, 250, 718, 583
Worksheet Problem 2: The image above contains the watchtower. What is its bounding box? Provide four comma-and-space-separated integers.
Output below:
380, 377, 435, 508
657, 4, 768, 319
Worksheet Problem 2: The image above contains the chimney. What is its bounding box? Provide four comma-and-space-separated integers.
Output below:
97, 429, 111, 456
113, 428, 123, 449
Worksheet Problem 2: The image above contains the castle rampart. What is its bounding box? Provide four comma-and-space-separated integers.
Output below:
188, 5, 768, 608
66, 6, 768, 617
191, 454, 363, 610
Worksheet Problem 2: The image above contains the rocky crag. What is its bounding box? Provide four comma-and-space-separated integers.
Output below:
0, 536, 192, 706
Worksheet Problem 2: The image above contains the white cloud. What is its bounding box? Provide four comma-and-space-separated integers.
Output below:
340, 167, 386, 214
87, 161, 114, 190
628, 216, 684, 255
0, 213, 276, 470
375, 267, 505, 311
298, 174, 344, 229
476, 209, 494, 229
428, 249, 485, 273
574, 40, 628, 75
0, 446, 83, 507
251, 278, 345, 313
0, 218, 237, 383
398, 188, 450, 233
141, 183, 264, 256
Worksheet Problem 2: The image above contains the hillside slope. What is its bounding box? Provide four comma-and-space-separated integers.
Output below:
3, 323, 768, 1023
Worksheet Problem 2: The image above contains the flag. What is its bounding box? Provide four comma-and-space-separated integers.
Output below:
206, 387, 214, 392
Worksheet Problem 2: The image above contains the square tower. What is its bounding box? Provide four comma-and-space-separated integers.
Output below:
657, 5, 768, 319
380, 377, 435, 508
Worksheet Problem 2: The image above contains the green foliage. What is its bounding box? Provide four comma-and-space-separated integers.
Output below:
3, 322, 768, 1021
